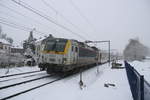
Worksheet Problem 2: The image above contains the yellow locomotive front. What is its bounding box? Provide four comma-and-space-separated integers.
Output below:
38, 38, 73, 73
37, 37, 100, 73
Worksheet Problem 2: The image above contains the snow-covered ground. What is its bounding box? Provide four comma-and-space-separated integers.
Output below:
0, 62, 133, 100
130, 59, 150, 83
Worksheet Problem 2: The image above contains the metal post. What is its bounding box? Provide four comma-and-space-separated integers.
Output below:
79, 69, 83, 89
80, 70, 82, 82
6, 50, 10, 74
140, 75, 144, 100
96, 61, 99, 74
108, 41, 110, 66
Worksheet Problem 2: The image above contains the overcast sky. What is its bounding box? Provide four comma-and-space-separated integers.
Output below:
0, 0, 150, 53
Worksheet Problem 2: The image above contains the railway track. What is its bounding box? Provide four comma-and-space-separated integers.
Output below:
0, 74, 66, 100
0, 70, 43, 78
0, 71, 47, 83
0, 74, 52, 90
0, 62, 109, 100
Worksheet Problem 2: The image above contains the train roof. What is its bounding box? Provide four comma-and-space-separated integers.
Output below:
39, 36, 99, 51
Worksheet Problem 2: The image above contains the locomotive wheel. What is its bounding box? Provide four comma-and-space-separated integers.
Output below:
38, 63, 45, 71
46, 67, 52, 74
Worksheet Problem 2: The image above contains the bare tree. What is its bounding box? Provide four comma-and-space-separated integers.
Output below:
124, 38, 149, 61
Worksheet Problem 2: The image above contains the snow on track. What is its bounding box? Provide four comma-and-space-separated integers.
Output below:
0, 72, 49, 88
0, 74, 56, 99
5, 62, 133, 100
0, 71, 45, 82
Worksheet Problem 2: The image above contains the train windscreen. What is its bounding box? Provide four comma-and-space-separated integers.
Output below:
44, 39, 67, 52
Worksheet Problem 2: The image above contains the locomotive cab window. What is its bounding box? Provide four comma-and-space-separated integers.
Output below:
44, 39, 67, 52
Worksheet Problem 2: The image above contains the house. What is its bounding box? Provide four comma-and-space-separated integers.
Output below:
0, 39, 11, 54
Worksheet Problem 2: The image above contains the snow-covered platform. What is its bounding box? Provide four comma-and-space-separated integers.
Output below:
130, 60, 150, 83
2, 62, 133, 100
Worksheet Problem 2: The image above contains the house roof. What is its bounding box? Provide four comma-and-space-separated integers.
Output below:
0, 39, 11, 45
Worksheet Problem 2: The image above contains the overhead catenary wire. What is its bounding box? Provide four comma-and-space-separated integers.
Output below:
0, 21, 45, 36
40, 0, 58, 14
0, 15, 32, 30
0, 3, 63, 36
41, 0, 92, 40
0, 21, 47, 42
0, 21, 30, 32
11, 0, 87, 40
69, 0, 97, 36
0, 21, 49, 41
0, 17, 32, 31
0, 17, 46, 35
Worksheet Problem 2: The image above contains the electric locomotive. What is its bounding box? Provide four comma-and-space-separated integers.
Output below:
37, 36, 100, 73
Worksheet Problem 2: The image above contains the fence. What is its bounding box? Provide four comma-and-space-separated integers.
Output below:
144, 80, 150, 100
125, 61, 150, 100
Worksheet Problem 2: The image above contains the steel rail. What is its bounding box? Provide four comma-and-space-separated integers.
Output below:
0, 70, 42, 78
0, 74, 54, 90
0, 75, 65, 100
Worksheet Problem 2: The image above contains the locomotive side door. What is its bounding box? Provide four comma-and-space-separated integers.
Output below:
70, 45, 78, 64
73, 46, 78, 64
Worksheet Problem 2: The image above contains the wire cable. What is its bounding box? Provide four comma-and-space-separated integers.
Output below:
0, 21, 29, 32
41, 0, 90, 40
11, 0, 87, 40
69, 0, 97, 36
0, 3, 63, 36
0, 17, 46, 35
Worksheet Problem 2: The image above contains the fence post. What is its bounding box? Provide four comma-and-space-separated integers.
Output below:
140, 75, 144, 100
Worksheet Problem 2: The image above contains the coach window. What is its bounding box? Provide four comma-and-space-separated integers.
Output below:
75, 47, 78, 52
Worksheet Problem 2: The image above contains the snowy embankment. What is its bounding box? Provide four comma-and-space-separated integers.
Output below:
2, 62, 133, 100
130, 59, 150, 83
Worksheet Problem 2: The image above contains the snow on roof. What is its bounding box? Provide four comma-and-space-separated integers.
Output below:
35, 34, 55, 44
0, 38, 11, 45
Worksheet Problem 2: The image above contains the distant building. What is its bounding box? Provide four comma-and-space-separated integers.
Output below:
0, 39, 11, 54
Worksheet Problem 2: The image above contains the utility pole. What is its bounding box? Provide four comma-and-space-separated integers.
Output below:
108, 40, 110, 66
5, 47, 11, 74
